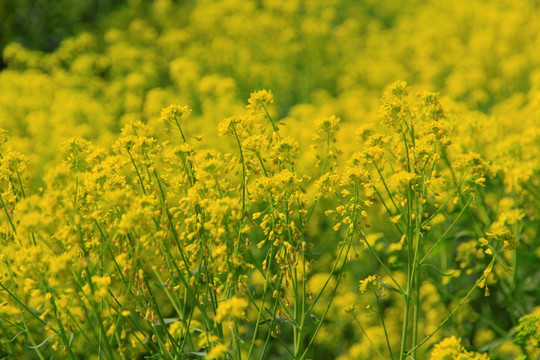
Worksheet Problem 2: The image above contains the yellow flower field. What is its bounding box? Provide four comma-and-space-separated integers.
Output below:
1, 0, 540, 359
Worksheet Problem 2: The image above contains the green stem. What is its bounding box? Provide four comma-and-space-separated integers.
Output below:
351, 312, 386, 360
411, 258, 420, 359
299, 239, 353, 360
407, 257, 496, 356
400, 187, 414, 360
360, 231, 404, 295
247, 247, 275, 359
369, 157, 400, 213
0, 192, 17, 234
420, 196, 472, 264
126, 149, 147, 196
262, 104, 278, 134
374, 290, 394, 359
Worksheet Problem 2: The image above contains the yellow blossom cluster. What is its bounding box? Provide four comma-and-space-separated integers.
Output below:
1, 0, 540, 359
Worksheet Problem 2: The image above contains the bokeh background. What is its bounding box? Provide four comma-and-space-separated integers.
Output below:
1, 1, 540, 359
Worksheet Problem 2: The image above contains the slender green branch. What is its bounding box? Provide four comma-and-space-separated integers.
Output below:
407, 257, 496, 355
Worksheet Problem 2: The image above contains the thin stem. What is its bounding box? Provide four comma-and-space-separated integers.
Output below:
420, 196, 472, 264
407, 257, 497, 356
299, 239, 353, 360
262, 104, 278, 134
0, 192, 17, 234
374, 290, 394, 359
247, 247, 275, 359
369, 156, 400, 213
351, 312, 386, 360
360, 231, 404, 295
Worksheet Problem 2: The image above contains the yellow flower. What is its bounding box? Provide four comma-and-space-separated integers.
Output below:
218, 115, 243, 136
206, 344, 229, 360
0, 128, 8, 145
160, 104, 191, 125
215, 296, 248, 323
429, 336, 489, 360
84, 275, 112, 302
313, 115, 341, 140
359, 275, 383, 294
246, 89, 273, 112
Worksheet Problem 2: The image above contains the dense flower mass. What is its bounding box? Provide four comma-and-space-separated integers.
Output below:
1, 1, 540, 359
